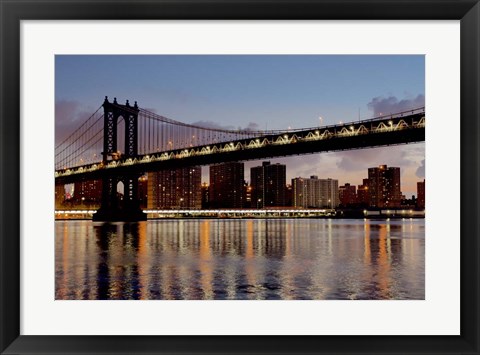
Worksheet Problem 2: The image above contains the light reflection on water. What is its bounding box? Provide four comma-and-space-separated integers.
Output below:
55, 219, 424, 300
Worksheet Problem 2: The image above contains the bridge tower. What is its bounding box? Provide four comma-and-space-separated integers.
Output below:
93, 97, 146, 221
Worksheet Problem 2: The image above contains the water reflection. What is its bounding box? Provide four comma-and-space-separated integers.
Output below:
55, 219, 425, 300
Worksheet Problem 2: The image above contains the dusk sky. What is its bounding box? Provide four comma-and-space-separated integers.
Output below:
55, 55, 425, 196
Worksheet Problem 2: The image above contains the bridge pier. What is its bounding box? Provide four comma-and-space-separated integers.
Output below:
93, 205, 146, 222
93, 97, 146, 222
93, 174, 146, 222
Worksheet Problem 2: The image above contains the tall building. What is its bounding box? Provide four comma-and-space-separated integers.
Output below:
72, 179, 102, 206
251, 161, 286, 208
417, 179, 425, 209
147, 167, 202, 209
285, 183, 293, 207
201, 182, 210, 209
339, 183, 357, 207
292, 176, 319, 208
292, 178, 307, 208
138, 175, 148, 208
250, 164, 264, 208
292, 176, 339, 208
319, 178, 339, 208
209, 162, 244, 208
368, 165, 402, 208
357, 178, 370, 206
244, 182, 252, 208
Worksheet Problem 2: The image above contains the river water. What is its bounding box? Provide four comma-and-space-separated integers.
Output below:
55, 218, 424, 300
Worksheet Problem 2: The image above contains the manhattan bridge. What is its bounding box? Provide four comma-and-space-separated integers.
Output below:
55, 97, 425, 221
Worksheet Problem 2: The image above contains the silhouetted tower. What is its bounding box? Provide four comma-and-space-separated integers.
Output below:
93, 97, 146, 221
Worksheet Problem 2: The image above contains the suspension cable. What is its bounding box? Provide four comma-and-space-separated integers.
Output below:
55, 106, 102, 150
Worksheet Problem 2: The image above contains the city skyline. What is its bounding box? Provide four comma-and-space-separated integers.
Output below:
58, 162, 424, 211
55, 55, 425, 196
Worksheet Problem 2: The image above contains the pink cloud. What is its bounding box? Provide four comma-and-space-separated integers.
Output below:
368, 94, 425, 116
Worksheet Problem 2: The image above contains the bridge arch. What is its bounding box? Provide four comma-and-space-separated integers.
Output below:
117, 180, 124, 200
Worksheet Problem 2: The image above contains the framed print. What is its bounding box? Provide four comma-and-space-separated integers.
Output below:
1, 0, 479, 354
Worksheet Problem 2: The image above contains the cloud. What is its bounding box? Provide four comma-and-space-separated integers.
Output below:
272, 155, 323, 178
55, 100, 80, 125
55, 101, 104, 168
244, 122, 260, 131
416, 159, 425, 178
55, 100, 100, 144
335, 146, 414, 172
191, 120, 234, 130
367, 94, 425, 116
191, 120, 261, 132
237, 143, 425, 189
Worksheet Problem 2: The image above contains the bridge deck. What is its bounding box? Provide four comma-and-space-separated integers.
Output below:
55, 109, 425, 183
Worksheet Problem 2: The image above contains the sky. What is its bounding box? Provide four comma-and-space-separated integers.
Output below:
55, 55, 425, 197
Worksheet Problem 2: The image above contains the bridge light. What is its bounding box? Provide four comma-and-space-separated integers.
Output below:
350, 125, 354, 130
389, 120, 393, 125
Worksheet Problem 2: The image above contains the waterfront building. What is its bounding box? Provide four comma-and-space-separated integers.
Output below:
292, 177, 307, 208
244, 182, 252, 208
285, 183, 293, 207
138, 175, 148, 208
209, 162, 244, 208
357, 178, 370, 206
367, 165, 402, 208
417, 179, 425, 209
251, 161, 286, 208
319, 178, 339, 208
72, 179, 102, 207
201, 182, 210, 209
147, 167, 202, 209
339, 183, 357, 207
401, 195, 417, 208
292, 176, 339, 208
292, 176, 319, 208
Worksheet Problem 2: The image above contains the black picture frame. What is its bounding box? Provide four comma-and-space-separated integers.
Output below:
1, 1, 479, 354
